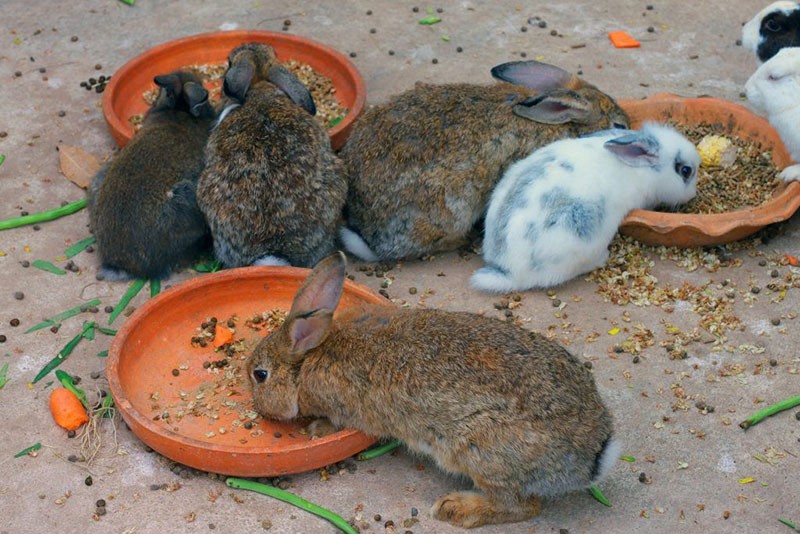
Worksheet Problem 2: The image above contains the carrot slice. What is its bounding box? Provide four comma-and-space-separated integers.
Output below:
609, 31, 640, 48
786, 255, 799, 267
213, 325, 234, 348
50, 388, 89, 430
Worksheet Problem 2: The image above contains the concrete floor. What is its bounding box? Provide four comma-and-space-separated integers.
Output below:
1, 1, 799, 533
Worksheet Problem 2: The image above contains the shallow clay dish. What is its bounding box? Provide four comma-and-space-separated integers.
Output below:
107, 267, 382, 477
619, 94, 800, 247
101, 30, 366, 150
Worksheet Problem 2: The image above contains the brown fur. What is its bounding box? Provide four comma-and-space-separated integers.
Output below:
87, 70, 215, 280
340, 66, 629, 260
196, 43, 347, 268
248, 253, 616, 529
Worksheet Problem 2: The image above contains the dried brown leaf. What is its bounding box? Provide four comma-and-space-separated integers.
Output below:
58, 144, 101, 189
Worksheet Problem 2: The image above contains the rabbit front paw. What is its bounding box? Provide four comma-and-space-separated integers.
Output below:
305, 418, 338, 439
779, 164, 800, 182
431, 491, 541, 528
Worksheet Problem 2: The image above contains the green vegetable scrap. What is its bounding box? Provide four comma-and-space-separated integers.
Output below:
55, 370, 88, 408
25, 299, 102, 333
779, 518, 800, 532
32, 321, 95, 383
0, 362, 9, 389
356, 439, 402, 461
32, 260, 66, 275
419, 16, 442, 25
620, 455, 636, 462
589, 484, 611, 507
193, 260, 222, 273
14, 442, 42, 458
227, 478, 357, 534
0, 198, 87, 231
0, 154, 5, 166
64, 236, 96, 259
108, 279, 146, 325
739, 395, 800, 430
97, 350, 108, 358
149, 278, 161, 298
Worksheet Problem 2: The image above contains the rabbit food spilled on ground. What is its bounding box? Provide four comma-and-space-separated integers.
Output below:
129, 60, 347, 130
147, 310, 287, 442
666, 123, 782, 214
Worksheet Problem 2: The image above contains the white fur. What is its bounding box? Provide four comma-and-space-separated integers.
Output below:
592, 438, 622, 485
252, 255, 291, 267
742, 1, 800, 61
213, 103, 240, 129
339, 227, 379, 262
745, 47, 800, 181
471, 123, 699, 293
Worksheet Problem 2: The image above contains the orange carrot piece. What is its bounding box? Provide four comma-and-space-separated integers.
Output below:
787, 254, 799, 267
213, 325, 234, 348
609, 31, 640, 48
50, 388, 89, 430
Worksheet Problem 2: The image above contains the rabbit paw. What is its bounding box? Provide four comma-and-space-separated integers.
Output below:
431, 491, 541, 528
305, 418, 338, 439
779, 164, 800, 182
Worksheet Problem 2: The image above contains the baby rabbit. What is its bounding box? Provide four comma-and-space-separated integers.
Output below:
742, 1, 800, 63
471, 123, 699, 293
339, 60, 629, 262
248, 252, 619, 529
196, 43, 347, 268
88, 70, 215, 280
745, 46, 800, 181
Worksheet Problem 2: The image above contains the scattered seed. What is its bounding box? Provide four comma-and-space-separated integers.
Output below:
67, 430, 76, 438
96, 506, 107, 516
750, 286, 761, 294
283, 19, 291, 26
771, 318, 781, 326
104, 305, 114, 313
57, 110, 66, 117
538, 20, 547, 28
68, 454, 79, 462
723, 511, 730, 520
795, 411, 800, 421
370, 28, 376, 34
14, 71, 22, 77
551, 298, 561, 307
521, 26, 528, 32
436, 7, 443, 12
10, 319, 20, 327
646, 4, 654, 9
172, 369, 180, 377
14, 291, 24, 300
90, 371, 101, 379
95, 63, 102, 70
412, 6, 419, 12
633, 356, 640, 364
456, 46, 463, 52
638, 472, 648, 483
366, 9, 372, 15
384, 520, 395, 528
388, 50, 395, 55
735, 39, 742, 46
349, 52, 357, 58
647, 26, 655, 33
21, 261, 30, 268
274, 431, 282, 438
374, 514, 382, 522
85, 476, 93, 486
70, 36, 78, 42
769, 358, 778, 366
411, 507, 418, 517
520, 52, 527, 57
550, 29, 558, 36
584, 361, 593, 369
32, 224, 41, 231
96, 499, 106, 508
432, 58, 438, 64
758, 259, 767, 266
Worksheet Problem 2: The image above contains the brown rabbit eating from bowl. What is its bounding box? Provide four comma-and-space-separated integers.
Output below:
339, 60, 630, 261
247, 251, 619, 529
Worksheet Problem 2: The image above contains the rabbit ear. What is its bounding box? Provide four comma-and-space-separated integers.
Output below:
512, 91, 591, 124
184, 82, 209, 117
491, 60, 578, 91
267, 65, 317, 115
284, 309, 334, 358
290, 251, 346, 316
154, 73, 182, 99
223, 60, 254, 103
603, 132, 661, 167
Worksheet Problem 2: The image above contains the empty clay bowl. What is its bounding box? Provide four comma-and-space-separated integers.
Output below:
101, 30, 366, 150
107, 267, 382, 477
619, 94, 800, 247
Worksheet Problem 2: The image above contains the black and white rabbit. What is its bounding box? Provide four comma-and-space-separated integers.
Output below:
742, 1, 800, 63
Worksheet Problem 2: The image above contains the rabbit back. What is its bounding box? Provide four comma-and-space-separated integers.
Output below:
197, 84, 347, 268
89, 113, 211, 280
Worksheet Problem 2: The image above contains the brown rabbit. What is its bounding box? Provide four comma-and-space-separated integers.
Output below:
247, 252, 619, 529
196, 43, 347, 268
88, 70, 216, 280
339, 60, 630, 261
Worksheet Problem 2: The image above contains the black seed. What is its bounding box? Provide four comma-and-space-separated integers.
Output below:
50, 326, 59, 333
68, 454, 79, 462
384, 520, 394, 528
769, 358, 778, 366
436, 7, 443, 13
584, 361, 593, 369
21, 260, 30, 267
412, 6, 419, 12
771, 318, 781, 326
282, 26, 289, 31
550, 29, 557, 36
795, 411, 800, 421
57, 110, 66, 117
172, 369, 180, 377
388, 50, 395, 55
411, 507, 418, 517
96, 85, 104, 93
0, 335, 6, 343
38, 67, 46, 73
521, 26, 528, 32
349, 52, 357, 57
538, 20, 547, 28
96, 506, 107, 516
85, 476, 93, 486
98, 75, 106, 83
374, 514, 382, 521
432, 58, 438, 64
366, 9, 372, 15
647, 26, 655, 33
370, 28, 376, 34
95, 273, 105, 281
14, 291, 24, 300
750, 286, 761, 294
20, 211, 29, 216
10, 319, 20, 327
0, 132, 7, 138
150, 483, 162, 490
735, 39, 742, 46
89, 306, 98, 313
520, 52, 527, 57
638, 472, 648, 483
67, 429, 76, 438
209, 317, 218, 324
104, 305, 113, 313
14, 71, 22, 77
646, 4, 654, 9
96, 498, 106, 508
456, 46, 463, 52
614, 346, 624, 353
32, 224, 41, 231
95, 64, 102, 70
758, 259, 767, 266
633, 356, 640, 364
72, 376, 81, 384
283, 19, 291, 26
274, 431, 282, 438
551, 298, 561, 307
70, 36, 79, 42
80, 81, 87, 87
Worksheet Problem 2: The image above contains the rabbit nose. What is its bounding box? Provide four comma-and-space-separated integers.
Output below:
253, 369, 269, 383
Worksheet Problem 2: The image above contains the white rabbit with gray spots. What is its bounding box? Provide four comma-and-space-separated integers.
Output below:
471, 123, 700, 293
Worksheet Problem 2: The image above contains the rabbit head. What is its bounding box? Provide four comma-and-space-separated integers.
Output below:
491, 60, 630, 129
742, 1, 800, 63
247, 253, 345, 420
151, 70, 214, 119
602, 122, 699, 207
223, 42, 316, 115
746, 46, 800, 115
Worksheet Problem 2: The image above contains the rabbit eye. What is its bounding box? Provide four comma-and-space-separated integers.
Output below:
253, 369, 269, 383
675, 162, 694, 182
765, 18, 782, 33
612, 121, 628, 129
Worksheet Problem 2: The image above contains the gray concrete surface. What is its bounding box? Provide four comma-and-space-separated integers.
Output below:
1, 1, 799, 533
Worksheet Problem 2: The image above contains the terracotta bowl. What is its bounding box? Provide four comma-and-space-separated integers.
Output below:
618, 94, 800, 247
101, 30, 366, 150
107, 267, 383, 477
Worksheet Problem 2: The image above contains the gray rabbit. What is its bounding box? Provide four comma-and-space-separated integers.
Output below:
196, 43, 347, 268
339, 60, 630, 261
88, 70, 215, 280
